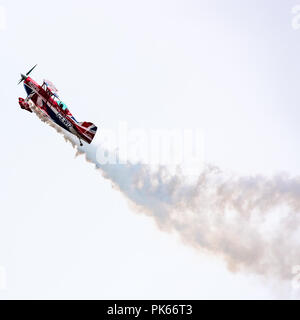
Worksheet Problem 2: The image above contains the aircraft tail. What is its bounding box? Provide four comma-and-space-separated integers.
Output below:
77, 121, 98, 144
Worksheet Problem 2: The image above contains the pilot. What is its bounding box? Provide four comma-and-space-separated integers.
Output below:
59, 101, 68, 112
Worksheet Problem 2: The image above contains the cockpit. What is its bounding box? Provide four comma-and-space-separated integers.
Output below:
57, 101, 68, 112
42, 79, 70, 114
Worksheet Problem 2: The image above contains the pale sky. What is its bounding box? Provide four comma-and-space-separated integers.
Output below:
1, 0, 300, 299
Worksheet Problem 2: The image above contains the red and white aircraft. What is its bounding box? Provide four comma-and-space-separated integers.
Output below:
18, 65, 97, 146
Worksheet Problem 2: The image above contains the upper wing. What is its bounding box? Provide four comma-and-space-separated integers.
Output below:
43, 79, 58, 93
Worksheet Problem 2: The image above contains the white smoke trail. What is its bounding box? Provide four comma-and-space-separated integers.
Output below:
30, 102, 78, 149
92, 156, 300, 280
31, 102, 300, 281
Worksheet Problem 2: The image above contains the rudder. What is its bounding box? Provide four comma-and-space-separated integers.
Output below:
78, 121, 98, 143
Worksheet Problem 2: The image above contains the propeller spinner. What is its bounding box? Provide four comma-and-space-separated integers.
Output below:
18, 64, 37, 85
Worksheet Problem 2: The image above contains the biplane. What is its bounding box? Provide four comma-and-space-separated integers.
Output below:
18, 65, 97, 146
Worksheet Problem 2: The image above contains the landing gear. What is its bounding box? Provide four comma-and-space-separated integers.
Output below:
25, 92, 34, 102
79, 139, 83, 146
18, 97, 32, 113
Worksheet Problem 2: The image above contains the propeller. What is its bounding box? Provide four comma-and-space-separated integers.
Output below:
18, 64, 37, 85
